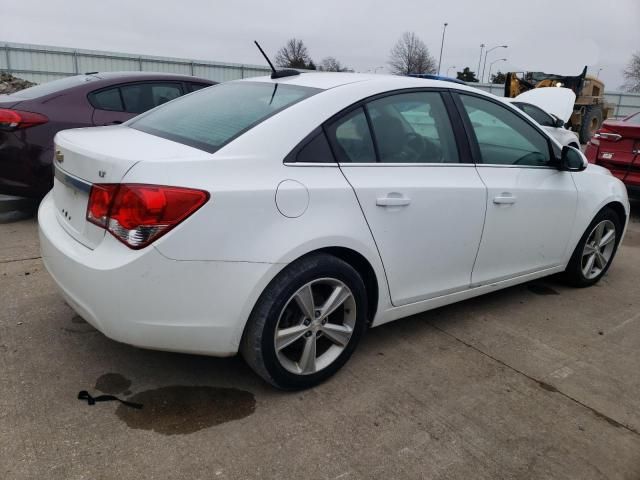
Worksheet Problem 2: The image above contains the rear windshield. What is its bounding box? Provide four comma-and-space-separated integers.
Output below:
128, 82, 320, 153
7, 75, 98, 99
625, 112, 640, 125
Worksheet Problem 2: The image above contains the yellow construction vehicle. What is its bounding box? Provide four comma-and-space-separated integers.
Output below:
504, 66, 614, 143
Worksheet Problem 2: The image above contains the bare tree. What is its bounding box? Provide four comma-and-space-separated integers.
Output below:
275, 38, 313, 69
318, 57, 350, 72
388, 32, 436, 76
623, 52, 640, 93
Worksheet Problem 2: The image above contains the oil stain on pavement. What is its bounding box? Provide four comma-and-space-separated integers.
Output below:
115, 386, 256, 435
95, 373, 132, 395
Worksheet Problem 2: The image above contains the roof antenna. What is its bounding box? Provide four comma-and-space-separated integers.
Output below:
254, 41, 300, 80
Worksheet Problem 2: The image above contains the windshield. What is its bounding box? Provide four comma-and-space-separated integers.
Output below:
129, 82, 320, 153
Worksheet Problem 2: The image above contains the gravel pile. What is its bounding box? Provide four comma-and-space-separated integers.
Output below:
0, 72, 36, 94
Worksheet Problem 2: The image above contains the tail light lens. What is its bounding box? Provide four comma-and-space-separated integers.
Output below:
0, 108, 49, 131
87, 184, 209, 249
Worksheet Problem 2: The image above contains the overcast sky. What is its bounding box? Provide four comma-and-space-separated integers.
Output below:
2, 0, 638, 88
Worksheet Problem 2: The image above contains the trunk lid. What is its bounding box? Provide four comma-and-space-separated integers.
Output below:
601, 119, 640, 140
514, 87, 576, 123
52, 125, 207, 249
595, 120, 640, 183
0, 94, 22, 109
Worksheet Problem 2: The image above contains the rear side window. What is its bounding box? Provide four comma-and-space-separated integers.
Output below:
129, 82, 320, 153
121, 83, 183, 114
286, 130, 335, 163
366, 92, 459, 163
326, 108, 376, 163
89, 88, 123, 111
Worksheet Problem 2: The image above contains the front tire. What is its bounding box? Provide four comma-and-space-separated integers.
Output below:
564, 207, 622, 287
241, 253, 368, 390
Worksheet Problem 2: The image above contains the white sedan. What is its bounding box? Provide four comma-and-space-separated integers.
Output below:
509, 87, 581, 148
39, 73, 629, 389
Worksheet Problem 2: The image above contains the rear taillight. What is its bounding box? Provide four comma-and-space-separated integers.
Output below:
87, 184, 209, 249
0, 108, 49, 131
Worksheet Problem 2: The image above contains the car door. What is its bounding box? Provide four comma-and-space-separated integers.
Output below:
453, 92, 578, 285
326, 90, 487, 306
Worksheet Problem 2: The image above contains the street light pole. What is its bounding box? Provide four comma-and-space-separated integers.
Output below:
482, 44, 508, 82
437, 22, 448, 75
488, 58, 507, 84
477, 44, 485, 79
446, 65, 456, 77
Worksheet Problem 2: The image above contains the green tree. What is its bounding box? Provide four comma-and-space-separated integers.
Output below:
456, 67, 478, 83
491, 71, 506, 84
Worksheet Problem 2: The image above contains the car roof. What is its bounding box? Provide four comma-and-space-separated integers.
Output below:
237, 72, 470, 91
86, 71, 213, 83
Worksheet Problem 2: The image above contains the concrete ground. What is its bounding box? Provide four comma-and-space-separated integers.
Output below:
1, 196, 639, 480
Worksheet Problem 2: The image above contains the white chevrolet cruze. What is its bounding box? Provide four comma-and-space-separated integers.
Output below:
39, 73, 629, 389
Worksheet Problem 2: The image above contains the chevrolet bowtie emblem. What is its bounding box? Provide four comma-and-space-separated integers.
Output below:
55, 150, 64, 163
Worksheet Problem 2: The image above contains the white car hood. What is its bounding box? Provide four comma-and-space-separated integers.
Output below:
515, 87, 576, 123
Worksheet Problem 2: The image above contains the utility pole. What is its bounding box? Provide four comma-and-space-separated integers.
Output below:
437, 22, 448, 75
482, 44, 508, 82
477, 44, 485, 79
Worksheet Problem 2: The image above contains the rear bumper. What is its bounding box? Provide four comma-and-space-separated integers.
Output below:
38, 193, 281, 356
0, 131, 52, 198
586, 142, 640, 187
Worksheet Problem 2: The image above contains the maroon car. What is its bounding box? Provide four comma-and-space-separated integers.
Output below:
0, 72, 215, 198
585, 111, 640, 188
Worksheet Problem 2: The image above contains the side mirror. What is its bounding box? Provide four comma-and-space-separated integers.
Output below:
554, 117, 565, 128
559, 145, 587, 172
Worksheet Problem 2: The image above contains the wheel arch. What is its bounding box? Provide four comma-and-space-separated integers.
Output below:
604, 200, 628, 229
313, 246, 380, 324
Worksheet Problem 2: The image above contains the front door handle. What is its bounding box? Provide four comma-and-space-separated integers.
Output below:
376, 195, 411, 207
493, 193, 517, 205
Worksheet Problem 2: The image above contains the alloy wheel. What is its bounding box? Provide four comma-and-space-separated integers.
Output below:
274, 278, 356, 375
581, 219, 616, 280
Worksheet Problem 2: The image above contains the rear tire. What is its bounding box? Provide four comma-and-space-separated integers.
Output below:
241, 253, 368, 390
578, 105, 602, 144
564, 207, 622, 287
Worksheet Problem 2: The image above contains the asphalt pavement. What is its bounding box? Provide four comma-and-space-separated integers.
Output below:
1, 196, 639, 479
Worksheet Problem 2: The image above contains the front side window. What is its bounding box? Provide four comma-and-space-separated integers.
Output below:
129, 82, 320, 153
366, 92, 459, 163
460, 94, 551, 167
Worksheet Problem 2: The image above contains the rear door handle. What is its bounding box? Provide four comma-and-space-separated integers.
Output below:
376, 195, 411, 207
493, 193, 517, 205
